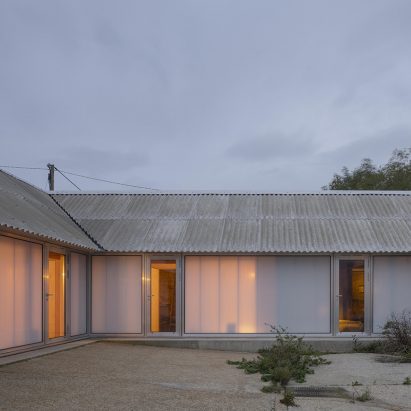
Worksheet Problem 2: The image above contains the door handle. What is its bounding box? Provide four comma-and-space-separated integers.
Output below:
46, 293, 54, 297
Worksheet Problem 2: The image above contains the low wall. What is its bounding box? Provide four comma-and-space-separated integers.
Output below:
103, 337, 373, 353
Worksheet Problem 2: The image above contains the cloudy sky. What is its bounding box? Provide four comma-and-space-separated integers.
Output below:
1, 0, 410, 191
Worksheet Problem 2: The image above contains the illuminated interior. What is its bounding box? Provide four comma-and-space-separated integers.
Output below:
0, 235, 42, 350
150, 261, 176, 333
185, 256, 331, 334
48, 252, 65, 339
339, 260, 364, 332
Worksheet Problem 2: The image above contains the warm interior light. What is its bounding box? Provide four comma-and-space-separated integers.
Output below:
48, 252, 65, 339
150, 260, 176, 333
339, 261, 364, 332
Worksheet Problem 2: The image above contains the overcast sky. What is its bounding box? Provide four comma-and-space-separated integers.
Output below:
1, 0, 410, 191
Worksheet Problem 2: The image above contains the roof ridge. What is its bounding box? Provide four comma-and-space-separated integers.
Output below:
48, 194, 105, 250
51, 191, 411, 196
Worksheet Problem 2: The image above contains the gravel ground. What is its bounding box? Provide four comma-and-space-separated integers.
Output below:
0, 342, 410, 410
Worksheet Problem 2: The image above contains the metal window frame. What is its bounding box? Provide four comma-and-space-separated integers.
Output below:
44, 246, 69, 344
145, 254, 182, 337
182, 253, 334, 337
89, 253, 144, 336
68, 251, 89, 338
333, 255, 371, 336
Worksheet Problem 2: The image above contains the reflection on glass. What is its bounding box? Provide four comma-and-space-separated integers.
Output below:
339, 260, 364, 332
48, 252, 65, 339
151, 261, 176, 333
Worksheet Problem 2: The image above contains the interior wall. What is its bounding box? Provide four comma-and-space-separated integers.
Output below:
70, 253, 87, 336
92, 255, 142, 333
48, 252, 65, 339
185, 255, 330, 334
0, 235, 42, 350
373, 256, 411, 333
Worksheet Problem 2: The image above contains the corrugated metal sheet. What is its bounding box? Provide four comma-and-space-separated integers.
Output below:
0, 171, 98, 250
52, 192, 411, 253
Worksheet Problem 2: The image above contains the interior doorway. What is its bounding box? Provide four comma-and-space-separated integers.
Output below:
149, 260, 177, 334
337, 259, 365, 333
47, 252, 66, 339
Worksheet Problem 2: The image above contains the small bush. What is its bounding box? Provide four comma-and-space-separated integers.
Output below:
353, 310, 411, 362
280, 389, 298, 408
356, 387, 372, 402
400, 353, 411, 363
382, 310, 411, 354
352, 336, 383, 353
403, 376, 411, 385
227, 326, 330, 392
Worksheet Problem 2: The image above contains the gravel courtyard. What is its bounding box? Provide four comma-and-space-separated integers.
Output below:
0, 342, 411, 410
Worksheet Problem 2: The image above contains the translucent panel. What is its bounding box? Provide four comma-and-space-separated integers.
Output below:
92, 256, 141, 333
338, 260, 364, 333
150, 261, 176, 333
373, 257, 411, 333
185, 256, 330, 334
0, 236, 42, 350
70, 253, 87, 336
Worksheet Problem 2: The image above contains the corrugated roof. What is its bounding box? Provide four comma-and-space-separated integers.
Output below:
52, 192, 411, 253
0, 171, 99, 250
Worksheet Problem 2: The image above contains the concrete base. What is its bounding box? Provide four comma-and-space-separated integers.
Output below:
103, 337, 364, 353
0, 340, 96, 366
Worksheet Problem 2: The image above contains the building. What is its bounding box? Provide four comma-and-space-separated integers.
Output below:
1, 169, 411, 355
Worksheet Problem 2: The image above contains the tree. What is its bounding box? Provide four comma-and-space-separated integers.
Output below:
323, 148, 411, 190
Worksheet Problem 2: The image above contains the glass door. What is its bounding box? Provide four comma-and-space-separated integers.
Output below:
336, 258, 367, 333
47, 252, 66, 339
148, 258, 179, 335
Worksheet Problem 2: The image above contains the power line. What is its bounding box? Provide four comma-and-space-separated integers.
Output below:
0, 165, 48, 170
59, 169, 160, 191
55, 167, 81, 191
0, 164, 160, 191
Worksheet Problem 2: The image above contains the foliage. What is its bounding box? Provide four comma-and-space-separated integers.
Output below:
353, 311, 411, 362
323, 148, 411, 190
382, 310, 411, 354
403, 377, 411, 385
352, 336, 384, 353
280, 389, 298, 408
227, 326, 330, 392
355, 387, 372, 402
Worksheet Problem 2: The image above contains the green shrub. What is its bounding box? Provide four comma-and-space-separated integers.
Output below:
227, 326, 330, 392
356, 387, 372, 402
280, 389, 298, 408
353, 310, 411, 362
382, 310, 411, 354
352, 336, 383, 353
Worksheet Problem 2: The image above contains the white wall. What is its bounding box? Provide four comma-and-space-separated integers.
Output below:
70, 253, 87, 336
373, 256, 411, 333
92, 256, 142, 333
0, 236, 42, 350
185, 256, 330, 334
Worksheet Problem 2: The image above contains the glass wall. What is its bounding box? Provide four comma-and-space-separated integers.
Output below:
338, 260, 365, 333
92, 256, 142, 333
185, 256, 330, 334
150, 260, 176, 333
0, 236, 42, 350
373, 256, 411, 333
70, 253, 87, 336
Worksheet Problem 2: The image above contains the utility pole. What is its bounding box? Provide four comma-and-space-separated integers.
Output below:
47, 163, 55, 191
